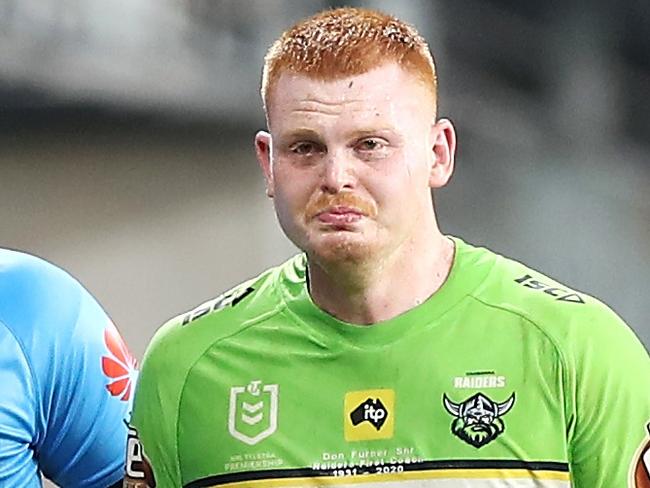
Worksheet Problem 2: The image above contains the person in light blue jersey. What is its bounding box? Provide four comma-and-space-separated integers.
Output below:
0, 248, 138, 487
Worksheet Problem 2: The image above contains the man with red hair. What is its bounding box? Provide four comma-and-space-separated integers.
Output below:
127, 7, 650, 488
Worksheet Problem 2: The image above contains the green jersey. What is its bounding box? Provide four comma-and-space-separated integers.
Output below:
125, 237, 650, 488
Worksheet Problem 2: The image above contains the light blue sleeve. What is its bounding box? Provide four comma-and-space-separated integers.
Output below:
0, 322, 41, 487
0, 250, 138, 487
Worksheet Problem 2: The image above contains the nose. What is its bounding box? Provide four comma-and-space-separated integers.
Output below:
320, 151, 356, 194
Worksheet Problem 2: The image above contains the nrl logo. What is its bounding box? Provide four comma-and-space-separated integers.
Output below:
228, 380, 278, 445
443, 392, 515, 448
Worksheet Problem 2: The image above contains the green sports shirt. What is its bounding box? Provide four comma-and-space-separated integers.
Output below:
125, 237, 650, 488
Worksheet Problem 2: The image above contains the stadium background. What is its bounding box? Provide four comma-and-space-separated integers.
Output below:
0, 1, 648, 483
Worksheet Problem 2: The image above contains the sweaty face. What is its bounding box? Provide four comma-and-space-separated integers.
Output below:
260, 63, 439, 265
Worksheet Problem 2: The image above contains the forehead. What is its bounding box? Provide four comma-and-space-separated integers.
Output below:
266, 63, 434, 129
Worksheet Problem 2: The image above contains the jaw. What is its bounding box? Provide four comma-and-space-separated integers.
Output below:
303, 225, 416, 292
307, 230, 377, 265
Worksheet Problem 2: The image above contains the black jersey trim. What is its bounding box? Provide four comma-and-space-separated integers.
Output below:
184, 459, 570, 487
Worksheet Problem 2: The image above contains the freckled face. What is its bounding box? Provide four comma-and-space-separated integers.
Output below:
258, 63, 438, 264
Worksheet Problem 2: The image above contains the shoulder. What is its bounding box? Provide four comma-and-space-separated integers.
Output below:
462, 240, 643, 358
0, 248, 79, 296
0, 248, 121, 388
140, 254, 303, 372
0, 249, 132, 484
0, 249, 89, 342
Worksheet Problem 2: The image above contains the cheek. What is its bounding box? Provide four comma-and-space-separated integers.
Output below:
370, 164, 424, 208
273, 174, 313, 219
276, 160, 321, 193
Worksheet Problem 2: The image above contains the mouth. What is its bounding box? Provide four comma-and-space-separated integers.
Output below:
315, 206, 365, 226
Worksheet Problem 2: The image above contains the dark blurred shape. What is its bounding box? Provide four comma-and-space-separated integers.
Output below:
0, 0, 646, 149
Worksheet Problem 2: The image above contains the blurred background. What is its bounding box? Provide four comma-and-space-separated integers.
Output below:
1, 0, 648, 376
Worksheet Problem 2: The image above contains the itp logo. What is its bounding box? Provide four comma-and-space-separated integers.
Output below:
350, 398, 388, 430
101, 321, 138, 402
344, 389, 395, 441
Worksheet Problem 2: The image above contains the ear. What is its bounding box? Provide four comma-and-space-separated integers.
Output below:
428, 118, 456, 189
255, 130, 274, 198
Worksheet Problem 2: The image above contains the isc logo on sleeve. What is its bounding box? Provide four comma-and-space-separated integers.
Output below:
344, 389, 395, 441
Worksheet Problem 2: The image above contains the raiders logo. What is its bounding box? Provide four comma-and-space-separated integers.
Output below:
443, 392, 515, 448
633, 424, 650, 488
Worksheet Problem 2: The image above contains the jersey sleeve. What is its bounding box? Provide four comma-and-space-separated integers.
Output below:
0, 322, 40, 487
127, 318, 185, 488
0, 250, 137, 488
39, 282, 137, 488
126, 276, 272, 488
564, 303, 650, 487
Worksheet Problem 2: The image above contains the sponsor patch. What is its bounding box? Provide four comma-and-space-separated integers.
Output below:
101, 321, 138, 402
443, 392, 515, 448
344, 389, 395, 441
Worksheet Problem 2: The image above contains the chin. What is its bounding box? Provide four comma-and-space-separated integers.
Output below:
308, 232, 377, 264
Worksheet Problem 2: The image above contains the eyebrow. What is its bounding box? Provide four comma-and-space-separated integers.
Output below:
346, 128, 396, 139
279, 128, 322, 141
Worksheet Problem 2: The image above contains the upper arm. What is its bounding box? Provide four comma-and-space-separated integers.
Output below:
0, 322, 40, 486
127, 321, 185, 488
37, 278, 136, 488
567, 307, 650, 487
0, 250, 136, 487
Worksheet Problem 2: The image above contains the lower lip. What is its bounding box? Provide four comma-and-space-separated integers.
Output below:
317, 212, 363, 225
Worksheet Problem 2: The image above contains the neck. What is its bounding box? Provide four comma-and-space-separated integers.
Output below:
307, 228, 455, 325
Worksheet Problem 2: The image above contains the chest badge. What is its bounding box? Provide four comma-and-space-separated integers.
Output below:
228, 380, 279, 445
443, 392, 515, 448
344, 389, 395, 441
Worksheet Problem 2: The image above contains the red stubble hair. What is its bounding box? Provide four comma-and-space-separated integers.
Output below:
261, 7, 438, 117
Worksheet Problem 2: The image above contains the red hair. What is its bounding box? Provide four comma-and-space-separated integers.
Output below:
261, 7, 438, 114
